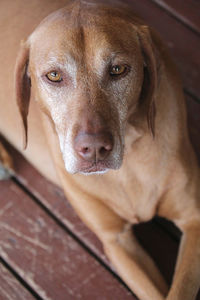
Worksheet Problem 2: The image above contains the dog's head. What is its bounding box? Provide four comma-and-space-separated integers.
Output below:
15, 0, 159, 175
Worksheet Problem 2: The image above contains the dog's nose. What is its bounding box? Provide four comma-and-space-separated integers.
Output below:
74, 132, 113, 162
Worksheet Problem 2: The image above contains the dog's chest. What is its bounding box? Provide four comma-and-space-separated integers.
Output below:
78, 172, 160, 224
104, 179, 159, 223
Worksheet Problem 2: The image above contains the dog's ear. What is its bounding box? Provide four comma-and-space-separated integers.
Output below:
137, 25, 159, 137
14, 41, 31, 149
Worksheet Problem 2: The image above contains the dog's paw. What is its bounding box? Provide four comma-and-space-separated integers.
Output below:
0, 142, 14, 180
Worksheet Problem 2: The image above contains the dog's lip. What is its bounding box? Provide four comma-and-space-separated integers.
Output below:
79, 161, 111, 174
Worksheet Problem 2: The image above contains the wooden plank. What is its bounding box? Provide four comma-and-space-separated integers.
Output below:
124, 0, 200, 100
0, 263, 35, 300
0, 180, 134, 300
151, 0, 200, 35
1, 175, 200, 300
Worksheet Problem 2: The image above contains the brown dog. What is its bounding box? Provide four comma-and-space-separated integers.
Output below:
0, 0, 200, 299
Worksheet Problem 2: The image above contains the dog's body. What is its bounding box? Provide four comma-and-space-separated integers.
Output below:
0, 1, 200, 299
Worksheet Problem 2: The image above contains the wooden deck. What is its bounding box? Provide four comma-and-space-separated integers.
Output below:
0, 0, 200, 299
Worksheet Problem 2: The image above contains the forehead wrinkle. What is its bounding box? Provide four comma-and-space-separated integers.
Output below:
39, 54, 77, 71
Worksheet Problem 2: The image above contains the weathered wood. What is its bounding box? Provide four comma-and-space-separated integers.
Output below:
125, 0, 200, 99
151, 0, 200, 35
0, 263, 35, 300
0, 180, 134, 300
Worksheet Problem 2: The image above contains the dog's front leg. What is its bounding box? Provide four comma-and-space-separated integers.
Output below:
166, 222, 200, 300
104, 223, 169, 300
56, 173, 167, 300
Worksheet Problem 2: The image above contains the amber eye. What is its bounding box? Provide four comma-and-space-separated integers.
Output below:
46, 71, 62, 82
110, 65, 127, 76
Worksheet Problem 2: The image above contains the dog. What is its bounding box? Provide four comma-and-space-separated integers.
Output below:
0, 0, 200, 299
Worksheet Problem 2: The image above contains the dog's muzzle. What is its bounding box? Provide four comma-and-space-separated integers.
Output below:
74, 131, 113, 173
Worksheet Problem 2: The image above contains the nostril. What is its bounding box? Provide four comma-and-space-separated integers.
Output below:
98, 142, 113, 160
82, 147, 89, 154
99, 146, 111, 156
99, 146, 107, 157
78, 146, 95, 160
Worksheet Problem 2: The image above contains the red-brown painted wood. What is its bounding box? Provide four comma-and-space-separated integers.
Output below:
124, 0, 200, 99
0, 263, 35, 300
0, 180, 134, 300
151, 0, 200, 35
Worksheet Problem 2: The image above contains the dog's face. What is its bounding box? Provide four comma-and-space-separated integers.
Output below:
15, 2, 158, 175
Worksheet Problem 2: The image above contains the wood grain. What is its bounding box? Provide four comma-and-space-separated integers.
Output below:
125, 0, 200, 100
0, 180, 134, 300
0, 263, 35, 300
152, 0, 200, 34
151, 0, 200, 35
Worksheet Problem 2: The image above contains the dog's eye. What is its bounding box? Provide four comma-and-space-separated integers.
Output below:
110, 65, 128, 77
46, 71, 62, 82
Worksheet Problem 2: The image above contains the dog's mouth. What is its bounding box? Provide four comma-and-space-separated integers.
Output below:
79, 161, 111, 175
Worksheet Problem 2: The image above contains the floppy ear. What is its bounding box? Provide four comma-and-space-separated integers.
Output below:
137, 25, 159, 137
14, 41, 31, 149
